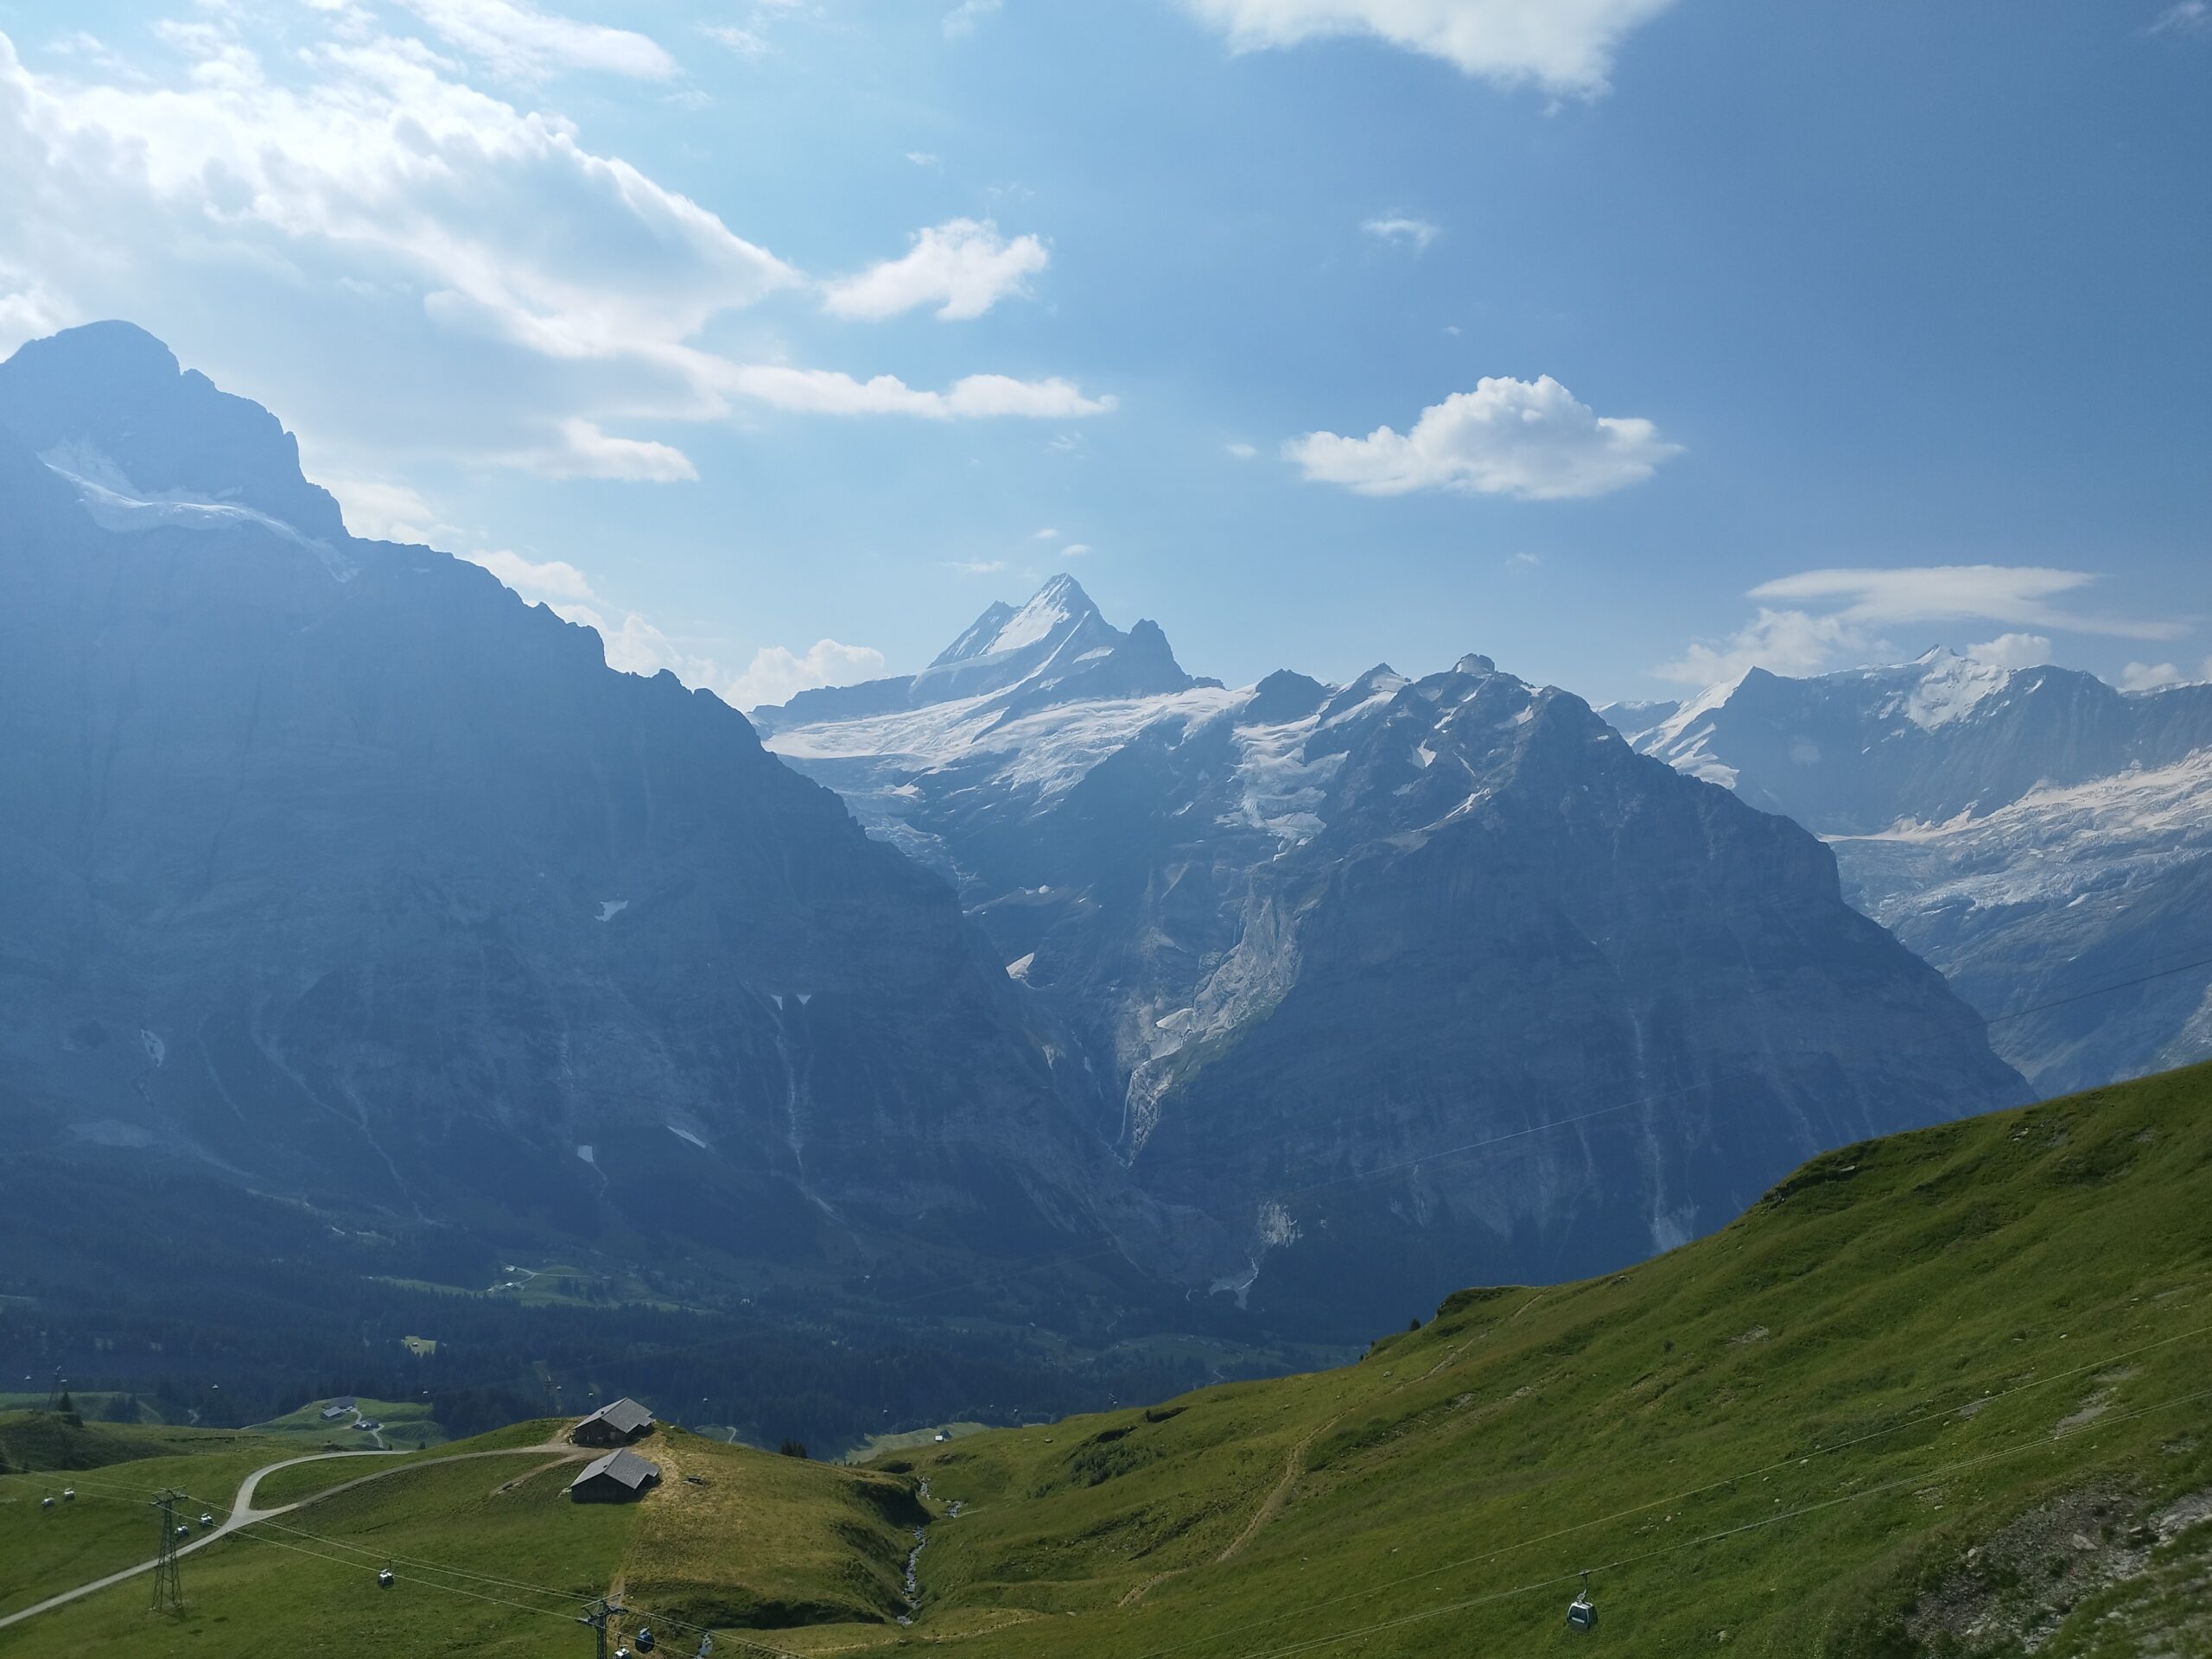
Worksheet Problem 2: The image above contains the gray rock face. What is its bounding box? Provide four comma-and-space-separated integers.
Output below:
0, 323, 1125, 1273
1610, 653, 2212, 1095
762, 597, 2029, 1320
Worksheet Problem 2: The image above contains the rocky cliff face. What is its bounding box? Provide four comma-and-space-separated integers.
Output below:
762, 599, 2029, 1324
0, 323, 1129, 1281
1608, 652, 2212, 1095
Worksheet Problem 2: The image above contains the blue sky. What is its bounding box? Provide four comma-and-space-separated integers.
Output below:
1, 0, 2206, 707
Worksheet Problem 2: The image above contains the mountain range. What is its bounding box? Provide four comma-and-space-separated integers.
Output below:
0, 321, 2028, 1344
1605, 654, 2212, 1094
758, 585, 2027, 1316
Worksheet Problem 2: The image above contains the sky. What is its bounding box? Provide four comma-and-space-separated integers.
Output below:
1, 0, 2206, 709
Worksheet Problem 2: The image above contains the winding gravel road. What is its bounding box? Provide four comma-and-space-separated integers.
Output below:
0, 1441, 582, 1630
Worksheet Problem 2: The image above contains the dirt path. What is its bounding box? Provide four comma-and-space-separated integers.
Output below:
0, 1441, 581, 1630
1188, 1289, 1550, 1586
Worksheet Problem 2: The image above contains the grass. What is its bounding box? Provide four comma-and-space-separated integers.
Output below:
0, 1432, 295, 1618
868, 1061, 2212, 1659
246, 1398, 445, 1452
3, 1063, 2209, 1658
0, 1424, 932, 1655
838, 1421, 989, 1464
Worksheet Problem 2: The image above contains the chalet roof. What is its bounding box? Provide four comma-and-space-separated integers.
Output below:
582, 1397, 654, 1434
571, 1448, 659, 1492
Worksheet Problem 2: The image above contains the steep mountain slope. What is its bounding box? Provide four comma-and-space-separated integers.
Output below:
762, 588, 2027, 1325
1833, 750, 2212, 1090
9, 1065, 2208, 1659
1609, 652, 2212, 1093
0, 322, 1126, 1285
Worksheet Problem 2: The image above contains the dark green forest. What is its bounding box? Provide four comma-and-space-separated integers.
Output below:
0, 1152, 1315, 1452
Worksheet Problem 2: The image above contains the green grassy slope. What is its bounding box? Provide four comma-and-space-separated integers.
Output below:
875, 1062, 2212, 1659
0, 1430, 296, 1618
2, 1064, 2208, 1658
0, 1421, 931, 1656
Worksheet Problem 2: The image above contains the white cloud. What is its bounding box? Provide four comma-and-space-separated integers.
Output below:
1749, 566, 2184, 640
1966, 632, 2054, 669
1509, 550, 1540, 567
1181, 0, 1679, 93
946, 558, 1008, 575
2118, 661, 2190, 691
2152, 1, 2209, 34
324, 474, 462, 543
906, 150, 942, 168
535, 419, 697, 481
728, 639, 887, 709
1662, 568, 2190, 690
467, 546, 601, 602
1287, 375, 1677, 500
1060, 542, 1093, 557
1656, 608, 1874, 687
1033, 526, 1059, 539
1363, 214, 1440, 248
466, 549, 882, 712
823, 219, 1050, 321
702, 24, 769, 56
944, 0, 1003, 39
0, 270, 72, 356
396, 0, 678, 80
1225, 441, 1259, 459
0, 22, 1111, 464
728, 365, 1113, 420
0, 29, 794, 376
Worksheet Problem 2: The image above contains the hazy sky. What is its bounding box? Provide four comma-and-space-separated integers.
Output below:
2, 0, 2207, 708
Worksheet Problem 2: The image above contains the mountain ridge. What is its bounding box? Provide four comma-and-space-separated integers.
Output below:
759, 578, 2030, 1319
1605, 649, 2212, 1094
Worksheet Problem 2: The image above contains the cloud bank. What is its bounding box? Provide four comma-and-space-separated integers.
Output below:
0, 18, 1111, 483
1658, 568, 2188, 687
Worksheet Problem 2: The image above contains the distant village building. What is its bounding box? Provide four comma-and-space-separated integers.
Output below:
567, 1447, 660, 1503
318, 1397, 358, 1421
571, 1397, 656, 1447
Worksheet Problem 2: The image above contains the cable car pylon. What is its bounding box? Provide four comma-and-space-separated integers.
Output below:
149, 1491, 187, 1617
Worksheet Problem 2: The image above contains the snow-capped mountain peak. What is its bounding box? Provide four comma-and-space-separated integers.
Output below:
751, 575, 1210, 737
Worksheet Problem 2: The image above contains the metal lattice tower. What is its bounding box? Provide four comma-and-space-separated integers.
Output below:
578, 1595, 628, 1659
149, 1491, 186, 1617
